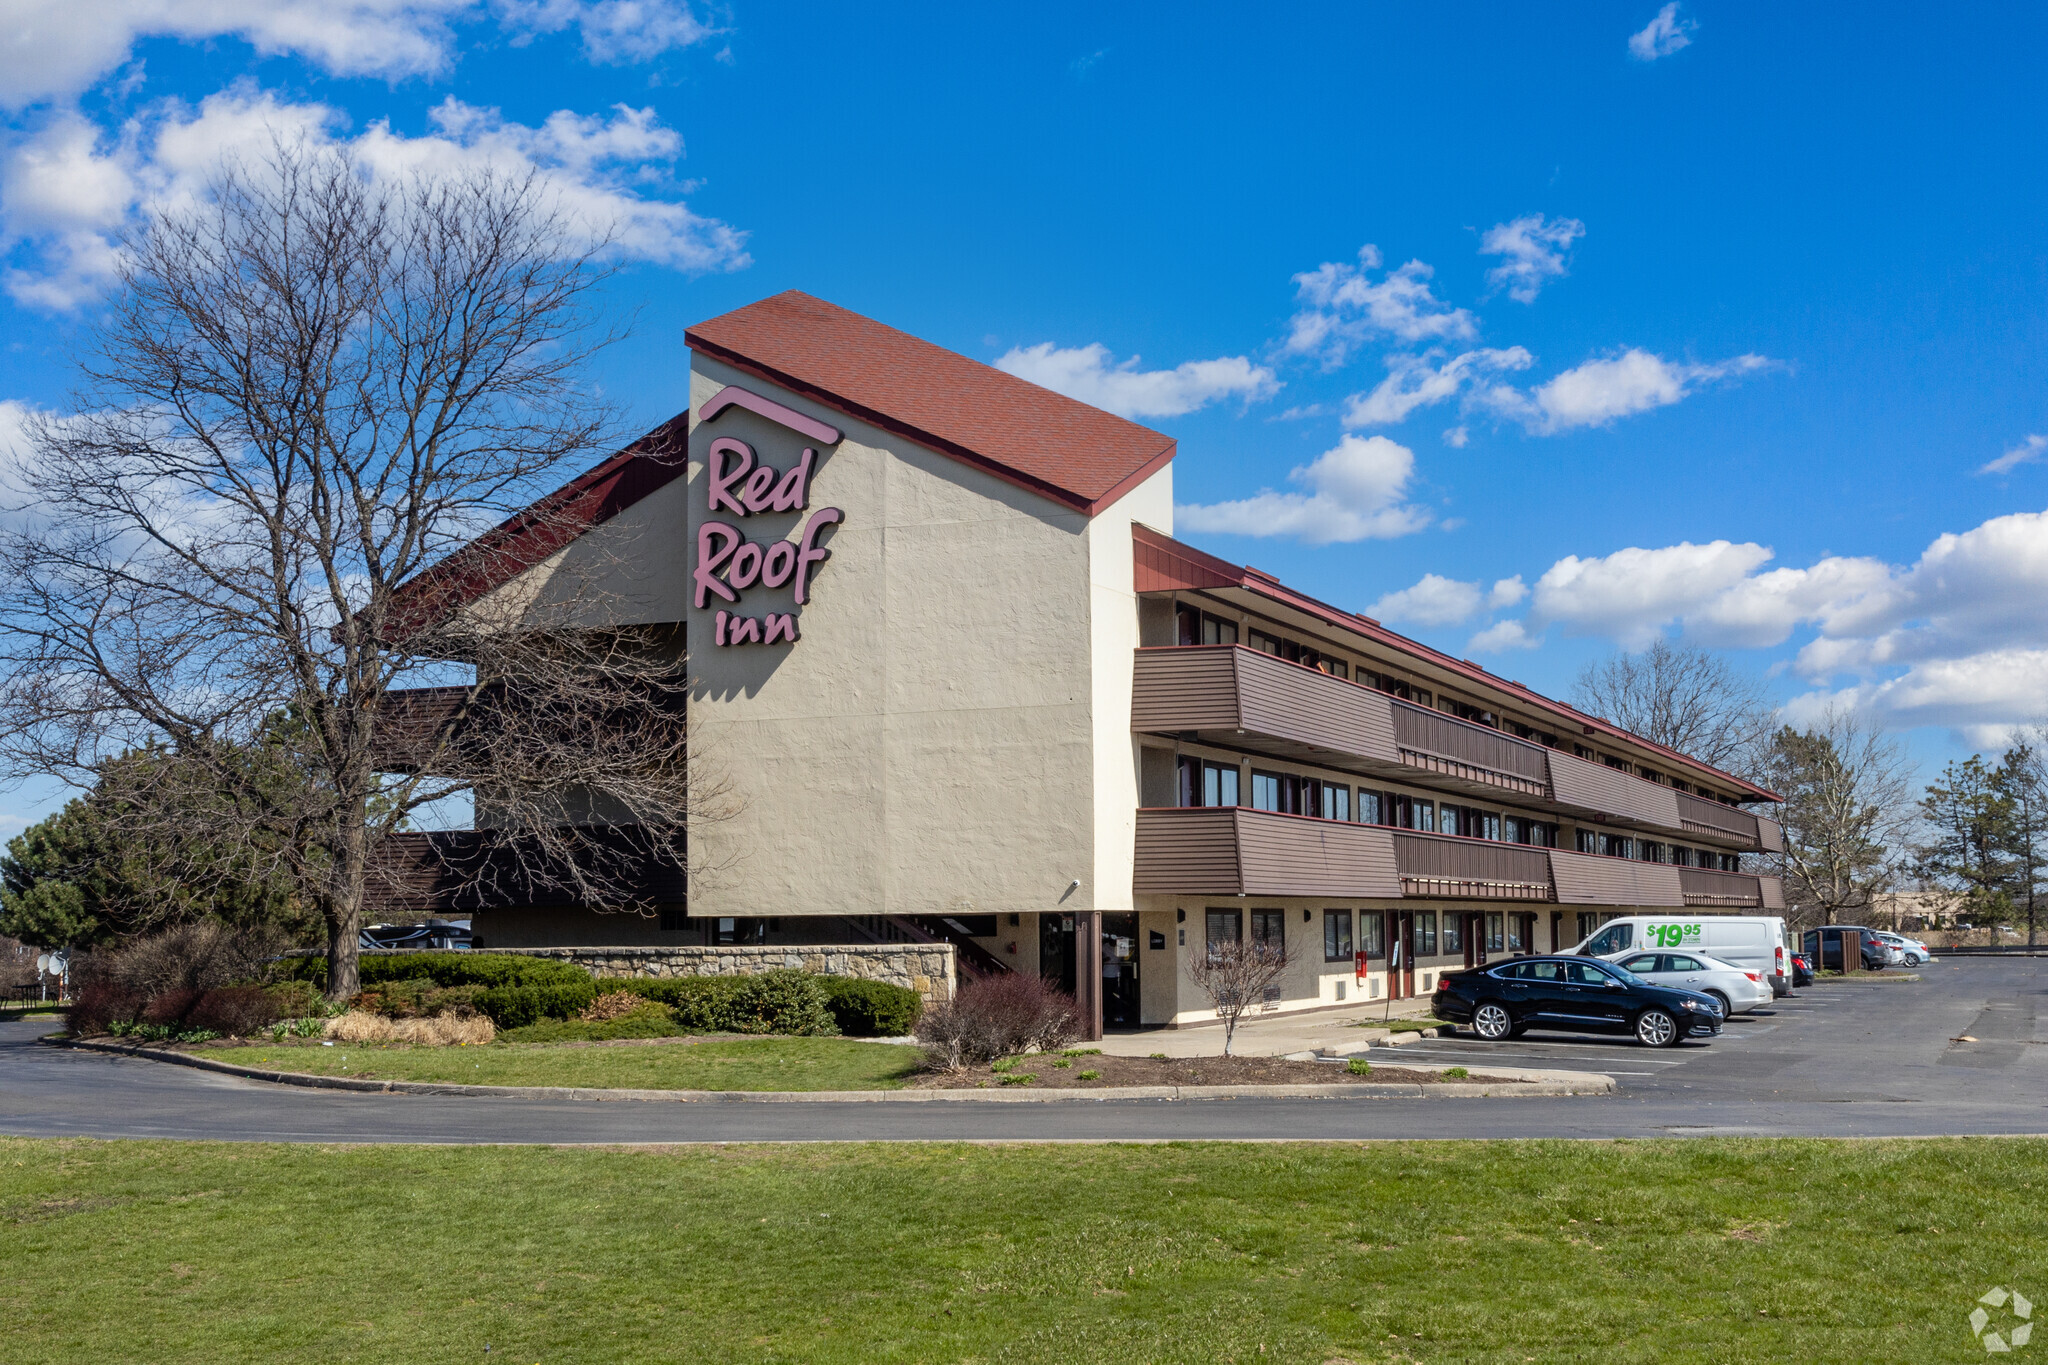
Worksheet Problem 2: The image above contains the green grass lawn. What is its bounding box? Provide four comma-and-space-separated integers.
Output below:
217, 1036, 924, 1091
0, 1137, 2037, 1363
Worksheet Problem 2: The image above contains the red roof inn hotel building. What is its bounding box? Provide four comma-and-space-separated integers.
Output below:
381, 291, 1786, 1039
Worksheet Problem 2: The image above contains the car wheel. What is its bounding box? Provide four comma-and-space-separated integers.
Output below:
1635, 1008, 1680, 1048
1907, 952, 1923, 966
1707, 991, 1732, 1018
1472, 1002, 1513, 1041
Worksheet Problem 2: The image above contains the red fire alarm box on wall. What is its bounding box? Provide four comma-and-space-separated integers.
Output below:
1354, 949, 1369, 984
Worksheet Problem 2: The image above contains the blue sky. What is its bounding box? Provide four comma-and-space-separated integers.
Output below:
3, 1, 2046, 828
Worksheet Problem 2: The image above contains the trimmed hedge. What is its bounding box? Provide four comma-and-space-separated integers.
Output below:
285, 951, 590, 991
605, 971, 837, 1037
818, 977, 922, 1037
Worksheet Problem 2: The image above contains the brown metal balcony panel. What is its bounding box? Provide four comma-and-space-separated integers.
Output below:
1391, 832, 1554, 901
1130, 647, 1400, 765
1675, 789, 1760, 845
1549, 750, 1684, 829
1755, 815, 1785, 855
371, 686, 480, 772
1759, 875, 1785, 910
1389, 700, 1551, 791
1130, 646, 1246, 732
1133, 807, 1246, 895
1676, 865, 1774, 909
1132, 807, 1402, 899
1547, 849, 1686, 907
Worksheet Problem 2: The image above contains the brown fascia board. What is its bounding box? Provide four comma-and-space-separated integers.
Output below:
685, 334, 1177, 519
1133, 525, 1783, 804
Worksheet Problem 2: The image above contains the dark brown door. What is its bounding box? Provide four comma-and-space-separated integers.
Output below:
1100, 912, 1139, 1028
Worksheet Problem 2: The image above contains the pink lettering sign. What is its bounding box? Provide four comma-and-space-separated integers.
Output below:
695, 440, 843, 642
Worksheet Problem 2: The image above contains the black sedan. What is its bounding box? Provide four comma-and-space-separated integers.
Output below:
1431, 955, 1723, 1048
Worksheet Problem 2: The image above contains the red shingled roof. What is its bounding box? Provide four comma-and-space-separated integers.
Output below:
686, 291, 1176, 516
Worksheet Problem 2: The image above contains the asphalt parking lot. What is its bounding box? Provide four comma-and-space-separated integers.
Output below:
0, 957, 2041, 1143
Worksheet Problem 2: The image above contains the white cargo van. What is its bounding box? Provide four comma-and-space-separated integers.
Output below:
1572, 916, 1791, 996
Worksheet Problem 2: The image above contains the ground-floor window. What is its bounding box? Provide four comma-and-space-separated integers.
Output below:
1576, 911, 1600, 942
1416, 910, 1438, 956
1324, 909, 1353, 961
1361, 909, 1386, 957
1442, 913, 1464, 955
1250, 909, 1286, 957
1485, 912, 1505, 954
1507, 915, 1526, 953
1205, 908, 1241, 957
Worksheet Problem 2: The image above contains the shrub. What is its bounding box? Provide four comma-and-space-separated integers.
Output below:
580, 991, 649, 1022
1347, 1058, 1372, 1076
470, 981, 599, 1029
499, 1008, 683, 1044
914, 972, 1079, 1071
264, 979, 323, 1021
65, 982, 145, 1036
818, 977, 922, 1037
352, 980, 486, 1019
141, 988, 204, 1026
88, 922, 289, 998
1077, 1069, 1101, 1080
723, 970, 837, 1037
1443, 1066, 1469, 1080
184, 985, 287, 1037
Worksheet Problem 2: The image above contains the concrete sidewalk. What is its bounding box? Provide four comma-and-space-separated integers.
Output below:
1099, 997, 1441, 1059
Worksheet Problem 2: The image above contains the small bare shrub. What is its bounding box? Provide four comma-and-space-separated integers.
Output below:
65, 982, 145, 1036
580, 990, 647, 1022
184, 986, 287, 1037
914, 972, 1079, 1071
89, 922, 288, 998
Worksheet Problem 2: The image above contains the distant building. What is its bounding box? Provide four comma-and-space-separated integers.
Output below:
370, 290, 1789, 1038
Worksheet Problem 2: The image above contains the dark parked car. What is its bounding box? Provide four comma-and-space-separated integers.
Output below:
1790, 953, 1815, 987
1432, 955, 1724, 1049
1801, 926, 1889, 973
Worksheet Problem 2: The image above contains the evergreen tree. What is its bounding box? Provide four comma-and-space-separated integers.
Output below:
1917, 755, 2017, 928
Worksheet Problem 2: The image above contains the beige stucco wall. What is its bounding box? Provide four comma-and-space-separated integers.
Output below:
683, 356, 1150, 923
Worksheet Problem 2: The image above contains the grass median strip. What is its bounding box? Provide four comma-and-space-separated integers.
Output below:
203, 1035, 924, 1091
0, 1136, 2039, 1364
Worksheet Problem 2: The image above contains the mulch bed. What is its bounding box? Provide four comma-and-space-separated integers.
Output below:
912, 1052, 1521, 1089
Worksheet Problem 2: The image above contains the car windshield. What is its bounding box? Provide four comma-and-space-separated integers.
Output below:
1600, 962, 1646, 986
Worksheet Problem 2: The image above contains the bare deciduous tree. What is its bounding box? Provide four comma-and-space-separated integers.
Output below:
0, 143, 729, 1001
1760, 707, 1917, 926
1183, 936, 1288, 1056
1571, 639, 1777, 779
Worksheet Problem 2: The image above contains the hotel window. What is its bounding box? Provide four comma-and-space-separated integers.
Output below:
1574, 744, 1595, 760
1178, 757, 1240, 808
1250, 909, 1286, 958
1360, 910, 1385, 957
1526, 821, 1558, 848
1603, 754, 1631, 772
1576, 828, 1597, 855
1639, 841, 1667, 863
1442, 914, 1463, 955
1473, 811, 1501, 841
1439, 804, 1463, 837
1416, 911, 1438, 956
1251, 769, 1306, 814
1599, 833, 1634, 859
1671, 779, 1692, 794
1324, 910, 1354, 961
1393, 794, 1435, 832
1485, 912, 1505, 954
1205, 908, 1242, 957
1507, 915, 1526, 953
1359, 789, 1385, 825
1175, 604, 1239, 647
1671, 846, 1695, 867
1504, 814, 1523, 843
1308, 781, 1351, 821
1720, 853, 1741, 872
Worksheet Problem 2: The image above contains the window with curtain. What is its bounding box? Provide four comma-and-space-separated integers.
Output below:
1360, 910, 1385, 956
1442, 914, 1463, 955
1485, 912, 1504, 953
1359, 790, 1385, 825
1416, 911, 1438, 956
1324, 910, 1353, 961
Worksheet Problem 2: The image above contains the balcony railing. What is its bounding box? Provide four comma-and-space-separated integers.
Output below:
1388, 698, 1551, 795
1389, 830, 1554, 901
1679, 866, 1786, 910
1676, 790, 1760, 844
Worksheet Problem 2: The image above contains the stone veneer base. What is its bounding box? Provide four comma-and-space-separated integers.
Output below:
366, 944, 958, 1008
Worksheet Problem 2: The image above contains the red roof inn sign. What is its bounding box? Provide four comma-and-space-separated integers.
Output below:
693, 385, 845, 646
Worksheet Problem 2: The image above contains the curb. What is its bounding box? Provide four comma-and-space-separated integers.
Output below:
51, 1038, 1615, 1101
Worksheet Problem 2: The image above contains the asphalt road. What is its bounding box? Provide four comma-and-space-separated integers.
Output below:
1, 958, 2042, 1143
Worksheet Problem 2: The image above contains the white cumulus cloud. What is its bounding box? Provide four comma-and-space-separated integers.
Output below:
1629, 3, 1697, 61
1285, 244, 1476, 367
993, 342, 1279, 420
1176, 434, 1430, 545
1480, 213, 1585, 303
1366, 574, 1483, 627
1981, 433, 2048, 476
1530, 540, 1775, 648
1467, 619, 1540, 653
0, 0, 718, 110
1342, 346, 1534, 428
1490, 348, 1773, 433
1, 90, 749, 310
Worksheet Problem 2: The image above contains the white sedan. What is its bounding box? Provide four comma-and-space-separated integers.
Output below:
1872, 931, 1929, 966
1608, 950, 1774, 1017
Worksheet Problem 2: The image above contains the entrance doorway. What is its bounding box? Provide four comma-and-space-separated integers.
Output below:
1100, 912, 1139, 1029
1388, 911, 1416, 999
1039, 914, 1077, 997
